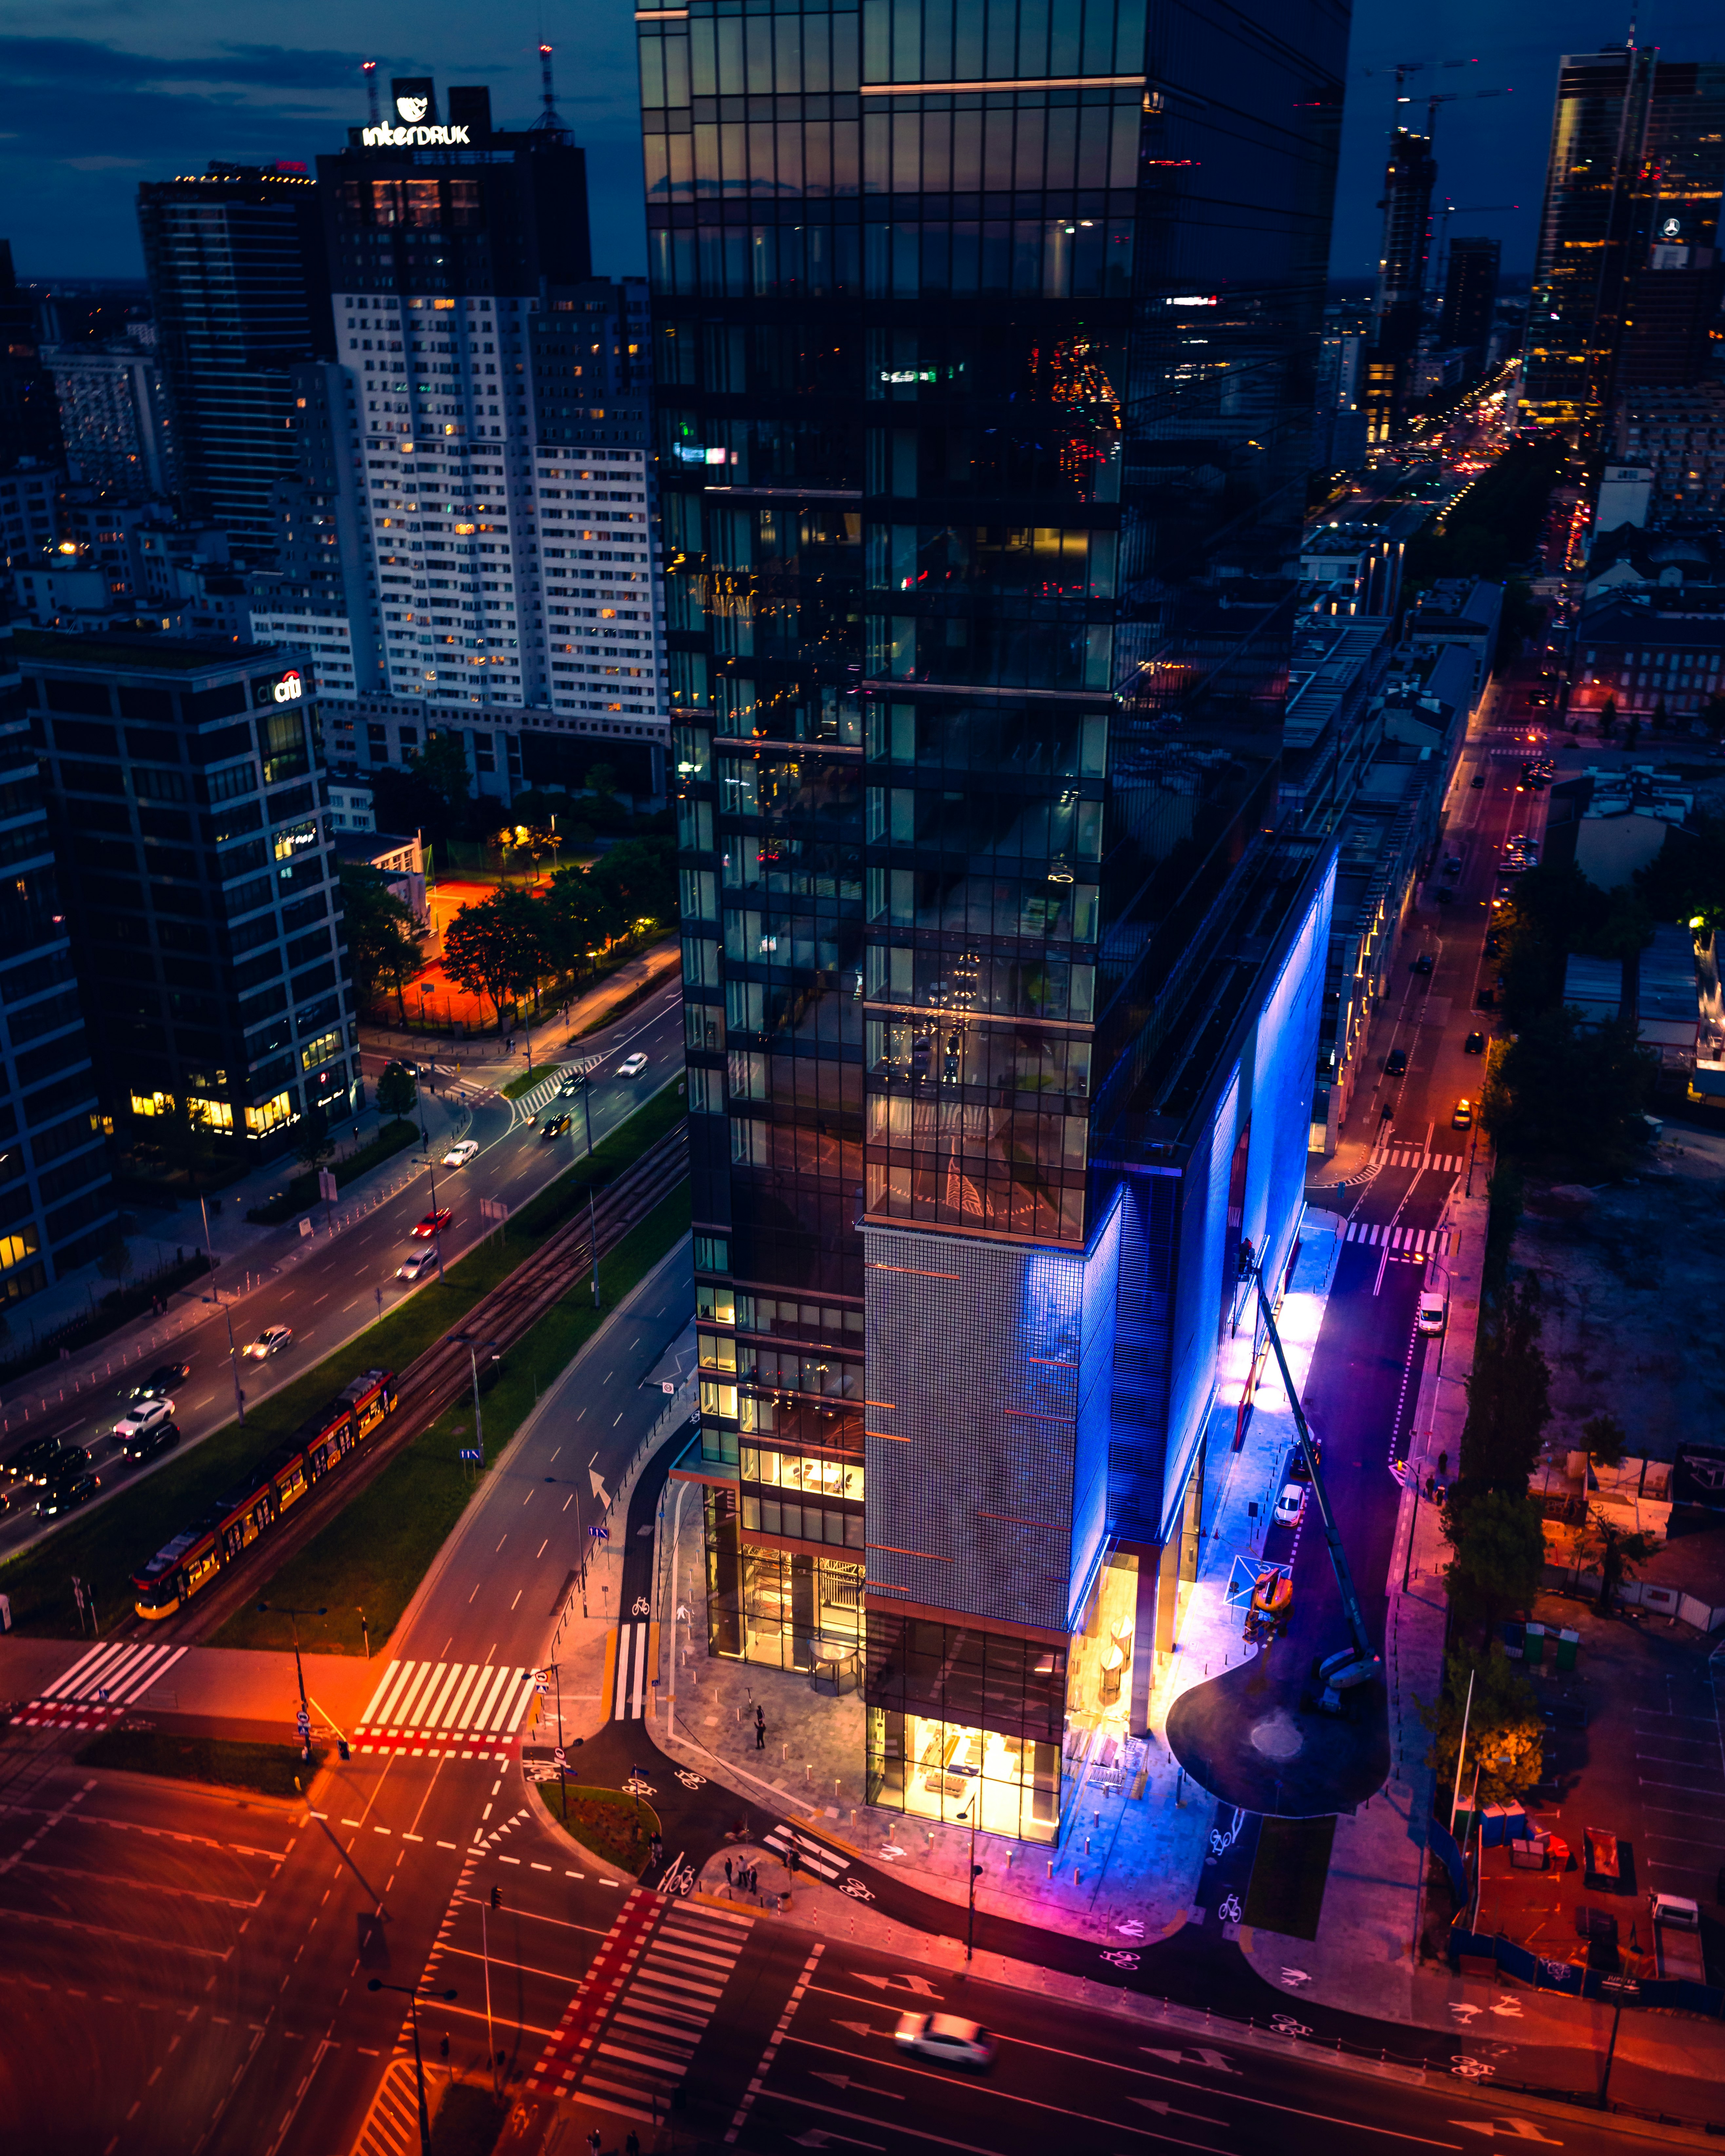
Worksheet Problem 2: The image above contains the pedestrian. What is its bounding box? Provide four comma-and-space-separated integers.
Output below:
588, 2132, 601, 2156
754, 1704, 766, 1751
724, 1856, 733, 1891
626, 2134, 641, 2156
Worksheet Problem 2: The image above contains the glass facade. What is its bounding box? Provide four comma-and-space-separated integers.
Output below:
650, 0, 1348, 1833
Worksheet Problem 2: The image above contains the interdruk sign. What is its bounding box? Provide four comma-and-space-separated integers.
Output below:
363, 121, 471, 147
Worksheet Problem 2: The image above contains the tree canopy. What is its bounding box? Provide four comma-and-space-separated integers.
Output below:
375, 1060, 418, 1124
340, 864, 420, 1018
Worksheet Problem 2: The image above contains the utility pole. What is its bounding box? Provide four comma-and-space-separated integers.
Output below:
223, 1302, 245, 1426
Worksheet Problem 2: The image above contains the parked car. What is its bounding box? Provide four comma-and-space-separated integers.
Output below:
1475, 986, 1496, 1009
119, 1418, 181, 1464
1470, 773, 1487, 787
541, 1111, 571, 1142
243, 1324, 293, 1360
1412, 953, 1435, 976
38, 1472, 101, 1518
1287, 1433, 1322, 1483
113, 1397, 175, 1442
617, 1051, 649, 1079
1416, 1292, 1447, 1336
414, 1207, 453, 1239
1452, 1097, 1474, 1130
396, 1248, 436, 1283
893, 2014, 996, 2069
1384, 1049, 1408, 1077
1443, 857, 1462, 877
1464, 1031, 1486, 1055
442, 1139, 479, 1168
125, 1360, 190, 1402
1273, 1483, 1307, 1528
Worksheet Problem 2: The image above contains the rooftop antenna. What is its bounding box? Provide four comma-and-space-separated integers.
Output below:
362, 60, 379, 127
535, 43, 561, 130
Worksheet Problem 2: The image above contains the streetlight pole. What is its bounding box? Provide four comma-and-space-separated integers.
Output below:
259, 1601, 325, 1753
366, 1979, 456, 2155
223, 1302, 245, 1427
450, 1334, 501, 1467
962, 1791, 981, 1965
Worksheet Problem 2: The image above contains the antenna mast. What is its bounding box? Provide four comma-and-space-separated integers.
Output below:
362, 60, 379, 127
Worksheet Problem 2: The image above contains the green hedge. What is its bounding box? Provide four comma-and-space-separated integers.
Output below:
247, 1117, 421, 1225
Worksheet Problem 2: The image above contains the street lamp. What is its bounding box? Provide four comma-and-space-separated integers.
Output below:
448, 1333, 502, 1466
366, 1977, 457, 2154
222, 1301, 246, 1427
959, 1785, 983, 1965
257, 1601, 325, 1753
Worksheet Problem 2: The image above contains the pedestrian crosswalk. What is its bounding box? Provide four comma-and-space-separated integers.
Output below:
763, 1822, 851, 1882
13, 1638, 189, 1729
508, 1055, 606, 1129
610, 1622, 654, 1721
1342, 1222, 1453, 1255
353, 1657, 536, 1759
575, 1900, 755, 2125
1379, 1148, 1463, 1171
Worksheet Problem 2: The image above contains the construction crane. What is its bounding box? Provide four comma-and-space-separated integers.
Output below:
1248, 1252, 1380, 1715
1420, 84, 1512, 142
1362, 54, 1481, 126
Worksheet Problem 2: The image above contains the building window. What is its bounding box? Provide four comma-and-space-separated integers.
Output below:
244, 1092, 294, 1136
300, 1029, 343, 1073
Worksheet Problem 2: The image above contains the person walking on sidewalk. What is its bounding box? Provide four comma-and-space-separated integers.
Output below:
724, 1856, 733, 1893
754, 1705, 767, 1751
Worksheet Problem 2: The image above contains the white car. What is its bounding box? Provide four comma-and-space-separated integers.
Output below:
113, 1395, 175, 1441
616, 1052, 649, 1079
893, 2014, 996, 2069
396, 1248, 436, 1282
442, 1139, 479, 1168
1416, 1291, 1447, 1336
243, 1325, 293, 1360
1273, 1482, 1306, 1528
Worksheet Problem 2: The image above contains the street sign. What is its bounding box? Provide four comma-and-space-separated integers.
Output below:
554, 1747, 567, 1767
660, 1379, 675, 1395
480, 1197, 510, 1224
589, 1524, 610, 1541
298, 1217, 313, 1238
459, 1448, 481, 1463
317, 1169, 338, 1203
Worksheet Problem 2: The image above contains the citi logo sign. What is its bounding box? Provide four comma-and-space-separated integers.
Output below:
273, 670, 304, 704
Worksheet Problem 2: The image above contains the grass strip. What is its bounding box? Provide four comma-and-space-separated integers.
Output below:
247, 1117, 420, 1224
0, 1081, 688, 1638
502, 1063, 557, 1100
210, 1184, 690, 1657
534, 1781, 660, 1874
75, 1727, 325, 1798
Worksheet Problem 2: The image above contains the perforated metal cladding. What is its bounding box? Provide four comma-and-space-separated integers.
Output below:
1106, 1171, 1180, 1544
864, 1218, 1117, 1634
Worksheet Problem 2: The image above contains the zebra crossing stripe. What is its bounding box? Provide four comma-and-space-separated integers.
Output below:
36, 1640, 188, 1705
611, 1623, 652, 1721
763, 1824, 849, 1880
354, 1658, 535, 1744
1342, 1223, 1451, 1255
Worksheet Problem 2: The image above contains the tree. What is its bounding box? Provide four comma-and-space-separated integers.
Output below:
1443, 1488, 1549, 1647
1579, 1410, 1627, 1478
1420, 1647, 1545, 1810
340, 864, 420, 1021
1599, 695, 1618, 740
1459, 1273, 1552, 1499
375, 1060, 418, 1124
371, 731, 473, 862
544, 867, 621, 976
1481, 1006, 1652, 1171
295, 1102, 335, 1176
587, 835, 677, 935
1623, 713, 1641, 753
1575, 1507, 1659, 1616
442, 888, 555, 1027
96, 1232, 133, 1289
585, 760, 620, 800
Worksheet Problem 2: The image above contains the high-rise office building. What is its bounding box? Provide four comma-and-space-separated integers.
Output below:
17, 632, 356, 1155
0, 617, 118, 1307
0, 241, 65, 473
1363, 127, 1436, 444
296, 77, 667, 793
1438, 236, 1500, 379
46, 343, 176, 499
1522, 49, 1725, 447
652, 0, 1344, 1840
137, 164, 332, 556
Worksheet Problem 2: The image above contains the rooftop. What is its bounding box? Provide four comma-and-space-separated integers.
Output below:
11, 627, 276, 674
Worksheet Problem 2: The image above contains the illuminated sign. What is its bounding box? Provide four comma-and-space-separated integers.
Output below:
1166, 294, 1218, 307
674, 445, 731, 465
396, 94, 429, 123
255, 668, 305, 708
363, 121, 471, 146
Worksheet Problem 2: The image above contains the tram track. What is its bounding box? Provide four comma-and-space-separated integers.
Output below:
109, 1127, 690, 1646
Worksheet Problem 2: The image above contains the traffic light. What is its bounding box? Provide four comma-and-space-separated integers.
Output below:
337, 1737, 351, 1762
490, 1885, 501, 1910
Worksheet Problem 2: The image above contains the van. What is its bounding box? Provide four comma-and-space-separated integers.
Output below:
1416, 1292, 1446, 1335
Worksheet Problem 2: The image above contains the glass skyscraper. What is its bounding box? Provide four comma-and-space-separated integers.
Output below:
652, 0, 1347, 1841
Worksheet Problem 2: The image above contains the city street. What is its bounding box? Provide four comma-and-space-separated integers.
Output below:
0, 977, 684, 1574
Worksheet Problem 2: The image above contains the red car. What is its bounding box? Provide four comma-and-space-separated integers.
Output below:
414, 1207, 453, 1239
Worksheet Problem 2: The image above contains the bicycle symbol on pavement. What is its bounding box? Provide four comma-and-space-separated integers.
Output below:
1450, 2055, 1496, 2080
622, 1773, 657, 1797
1269, 2014, 1311, 2038
631, 1596, 651, 1616
1217, 1891, 1243, 1925
839, 1878, 875, 1902
674, 1769, 706, 1791
1099, 1950, 1141, 1970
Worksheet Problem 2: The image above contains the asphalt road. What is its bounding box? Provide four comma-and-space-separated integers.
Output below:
0, 980, 685, 1574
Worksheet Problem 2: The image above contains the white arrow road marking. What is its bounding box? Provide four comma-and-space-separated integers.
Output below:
1450, 2126, 1562, 2144
789, 2132, 886, 2152
832, 2020, 881, 2040
1135, 2099, 1230, 2125
1143, 2047, 1240, 2074
853, 1973, 941, 1997
809, 2073, 903, 2099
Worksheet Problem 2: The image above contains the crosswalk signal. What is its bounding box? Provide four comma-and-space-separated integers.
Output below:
338, 1737, 351, 1762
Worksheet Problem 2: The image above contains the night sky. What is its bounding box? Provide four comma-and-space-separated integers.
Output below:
1, 0, 1719, 286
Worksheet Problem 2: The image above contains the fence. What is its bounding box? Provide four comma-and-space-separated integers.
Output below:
1449, 1925, 1724, 2018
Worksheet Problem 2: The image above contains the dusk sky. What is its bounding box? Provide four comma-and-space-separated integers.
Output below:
1, 0, 1719, 288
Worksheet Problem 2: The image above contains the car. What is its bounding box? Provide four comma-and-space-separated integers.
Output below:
541, 1111, 571, 1142
893, 2013, 996, 2069
1287, 1433, 1322, 1483
616, 1052, 649, 1079
1443, 857, 1463, 877
38, 1472, 101, 1518
4, 1434, 77, 1484
1484, 932, 1502, 955
442, 1139, 479, 1168
414, 1206, 453, 1239
1464, 1031, 1486, 1055
1416, 1291, 1447, 1336
1412, 953, 1435, 976
1452, 1097, 1474, 1130
1273, 1483, 1307, 1528
243, 1324, 293, 1360
1434, 886, 1454, 904
1384, 1048, 1408, 1076
125, 1360, 191, 1402
1475, 985, 1496, 1009
1470, 773, 1487, 787
119, 1418, 181, 1464
113, 1397, 175, 1442
558, 1071, 584, 1097
396, 1248, 436, 1283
